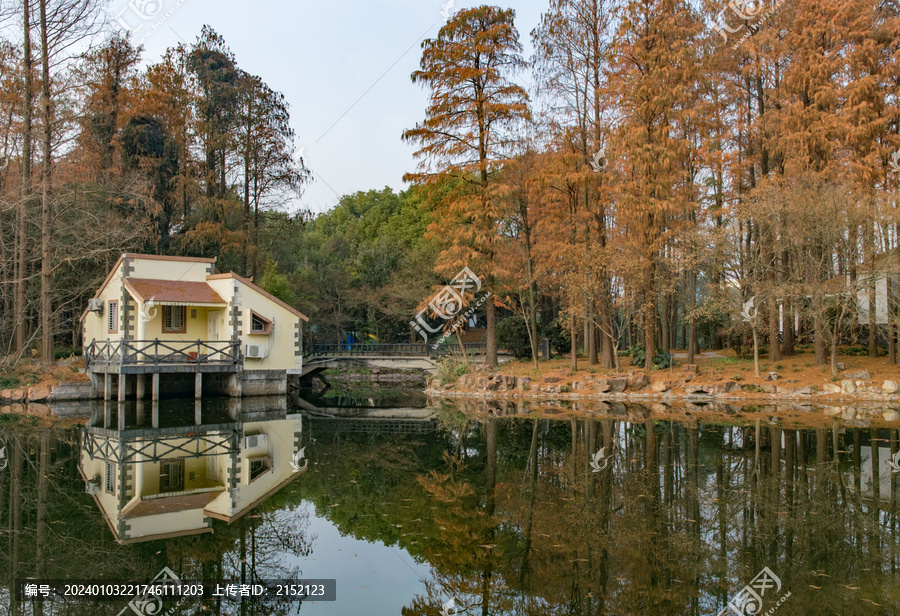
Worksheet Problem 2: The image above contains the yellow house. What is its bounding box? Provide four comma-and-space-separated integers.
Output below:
81, 253, 308, 400
80, 402, 305, 543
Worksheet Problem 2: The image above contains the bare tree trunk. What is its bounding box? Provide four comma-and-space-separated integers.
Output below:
15, 0, 33, 352
485, 284, 497, 369
814, 296, 827, 366
39, 0, 53, 366
867, 223, 877, 357
570, 313, 577, 372
687, 269, 697, 364
660, 295, 670, 354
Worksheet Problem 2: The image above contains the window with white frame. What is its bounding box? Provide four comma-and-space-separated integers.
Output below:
250, 311, 272, 334
163, 306, 186, 333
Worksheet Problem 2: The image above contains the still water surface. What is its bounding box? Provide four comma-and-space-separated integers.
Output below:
0, 390, 898, 615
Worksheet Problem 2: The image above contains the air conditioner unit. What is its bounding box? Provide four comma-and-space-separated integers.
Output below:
244, 434, 268, 450
245, 344, 265, 359
88, 298, 104, 313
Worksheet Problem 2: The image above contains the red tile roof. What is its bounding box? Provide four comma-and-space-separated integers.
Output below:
124, 278, 227, 306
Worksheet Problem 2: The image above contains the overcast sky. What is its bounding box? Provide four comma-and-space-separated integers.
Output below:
116, 0, 547, 214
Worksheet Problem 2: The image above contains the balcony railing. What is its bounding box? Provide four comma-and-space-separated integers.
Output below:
85, 339, 241, 369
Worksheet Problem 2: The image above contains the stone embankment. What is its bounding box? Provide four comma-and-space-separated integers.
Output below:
425, 367, 900, 423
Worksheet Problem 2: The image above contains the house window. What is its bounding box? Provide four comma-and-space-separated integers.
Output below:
250, 311, 272, 334
105, 462, 115, 494
249, 457, 271, 482
108, 301, 118, 333
163, 306, 186, 333
160, 460, 184, 493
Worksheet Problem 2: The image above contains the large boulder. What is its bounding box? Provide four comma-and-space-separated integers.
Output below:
626, 373, 650, 392
684, 384, 711, 395
843, 369, 871, 380
0, 388, 27, 402
650, 381, 671, 393
608, 378, 628, 393
821, 383, 841, 394
27, 385, 52, 402
883, 381, 899, 394
593, 379, 611, 393
882, 409, 899, 422
544, 376, 560, 384
841, 380, 857, 394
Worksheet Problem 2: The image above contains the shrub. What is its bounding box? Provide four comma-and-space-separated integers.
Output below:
546, 318, 571, 355
630, 345, 674, 369
0, 376, 21, 389
437, 359, 468, 385
497, 316, 532, 359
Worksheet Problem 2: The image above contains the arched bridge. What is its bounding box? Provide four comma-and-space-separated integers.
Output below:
298, 342, 487, 381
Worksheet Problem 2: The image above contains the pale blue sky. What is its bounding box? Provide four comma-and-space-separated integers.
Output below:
119, 0, 547, 214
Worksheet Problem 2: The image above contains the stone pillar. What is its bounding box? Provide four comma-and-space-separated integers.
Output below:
104, 374, 112, 401
136, 374, 146, 400
117, 403, 125, 430
103, 401, 111, 429
136, 400, 145, 426
195, 372, 203, 399
117, 375, 126, 402
152, 373, 160, 401
194, 400, 202, 425
227, 372, 242, 398
151, 401, 159, 429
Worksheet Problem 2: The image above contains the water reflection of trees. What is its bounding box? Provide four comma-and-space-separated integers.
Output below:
0, 424, 315, 616
391, 410, 898, 616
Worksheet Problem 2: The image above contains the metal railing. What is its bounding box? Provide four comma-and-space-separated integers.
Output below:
85, 339, 241, 368
304, 342, 487, 359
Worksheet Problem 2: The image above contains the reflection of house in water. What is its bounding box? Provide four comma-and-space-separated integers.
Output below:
79, 399, 305, 543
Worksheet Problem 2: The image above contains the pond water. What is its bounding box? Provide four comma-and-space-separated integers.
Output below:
0, 390, 898, 615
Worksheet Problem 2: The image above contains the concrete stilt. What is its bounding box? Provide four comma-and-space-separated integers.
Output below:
194, 400, 202, 425
103, 401, 111, 429
194, 372, 203, 399
136, 375, 146, 400
136, 400, 145, 426
118, 374, 126, 402
117, 403, 125, 430
151, 401, 159, 429
152, 373, 160, 401
104, 374, 112, 401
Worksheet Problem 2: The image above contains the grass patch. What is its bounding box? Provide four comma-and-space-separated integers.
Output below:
0, 376, 22, 389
